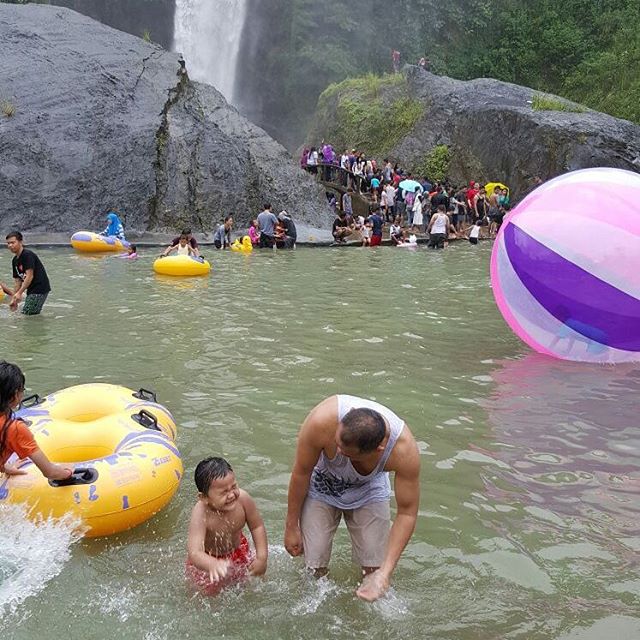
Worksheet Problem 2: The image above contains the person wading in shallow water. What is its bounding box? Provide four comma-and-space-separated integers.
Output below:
4, 231, 51, 316
284, 395, 420, 602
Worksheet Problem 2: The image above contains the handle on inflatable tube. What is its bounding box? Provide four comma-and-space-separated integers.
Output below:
19, 394, 45, 409
133, 388, 157, 403
132, 409, 161, 431
49, 467, 99, 488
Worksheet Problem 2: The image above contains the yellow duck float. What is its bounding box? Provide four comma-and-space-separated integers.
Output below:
231, 236, 254, 253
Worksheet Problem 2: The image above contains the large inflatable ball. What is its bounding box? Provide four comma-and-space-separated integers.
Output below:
491, 168, 640, 364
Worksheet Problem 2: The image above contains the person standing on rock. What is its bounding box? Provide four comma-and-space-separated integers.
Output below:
257, 204, 279, 249
5, 232, 51, 316
284, 395, 420, 602
391, 49, 401, 73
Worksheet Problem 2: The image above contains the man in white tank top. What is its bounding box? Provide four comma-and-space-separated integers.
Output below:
284, 395, 420, 602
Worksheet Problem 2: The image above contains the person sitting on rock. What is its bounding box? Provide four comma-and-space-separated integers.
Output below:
100, 211, 125, 240
332, 211, 354, 244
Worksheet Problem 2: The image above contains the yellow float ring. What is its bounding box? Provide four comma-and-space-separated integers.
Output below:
153, 255, 211, 277
1, 384, 182, 537
70, 231, 129, 253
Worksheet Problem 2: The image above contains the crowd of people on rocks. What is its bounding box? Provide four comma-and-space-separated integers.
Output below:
301, 144, 511, 248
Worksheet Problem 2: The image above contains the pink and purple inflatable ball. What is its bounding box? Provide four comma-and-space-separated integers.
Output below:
490, 168, 640, 364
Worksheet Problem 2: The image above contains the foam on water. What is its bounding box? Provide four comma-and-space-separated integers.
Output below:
0, 503, 84, 619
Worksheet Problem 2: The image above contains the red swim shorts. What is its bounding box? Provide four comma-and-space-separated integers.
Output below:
185, 532, 253, 596
370, 234, 382, 247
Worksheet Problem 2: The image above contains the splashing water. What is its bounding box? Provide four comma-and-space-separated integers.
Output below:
173, 0, 249, 103
0, 504, 84, 618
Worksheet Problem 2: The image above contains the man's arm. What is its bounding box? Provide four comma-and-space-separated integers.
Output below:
284, 397, 335, 556
356, 429, 420, 602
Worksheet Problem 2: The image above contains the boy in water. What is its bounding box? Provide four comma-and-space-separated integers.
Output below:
186, 457, 268, 595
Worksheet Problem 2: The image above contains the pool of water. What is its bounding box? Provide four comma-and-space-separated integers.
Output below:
1, 245, 639, 639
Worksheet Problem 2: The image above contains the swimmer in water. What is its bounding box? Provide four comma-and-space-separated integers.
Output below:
119, 244, 137, 259
186, 457, 268, 595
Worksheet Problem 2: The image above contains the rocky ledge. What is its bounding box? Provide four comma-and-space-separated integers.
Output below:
0, 4, 332, 235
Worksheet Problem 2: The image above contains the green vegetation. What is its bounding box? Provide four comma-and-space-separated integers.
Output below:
531, 94, 587, 113
413, 146, 451, 182
313, 74, 423, 156
1, 100, 16, 117
142, 29, 152, 43
248, 0, 640, 145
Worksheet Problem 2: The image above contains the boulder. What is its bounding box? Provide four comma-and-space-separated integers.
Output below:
310, 66, 640, 198
0, 4, 332, 235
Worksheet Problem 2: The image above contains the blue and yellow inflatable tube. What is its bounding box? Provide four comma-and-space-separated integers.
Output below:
153, 255, 211, 277
0, 384, 182, 538
71, 231, 130, 253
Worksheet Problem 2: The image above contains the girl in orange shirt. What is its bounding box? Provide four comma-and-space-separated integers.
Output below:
0, 361, 73, 480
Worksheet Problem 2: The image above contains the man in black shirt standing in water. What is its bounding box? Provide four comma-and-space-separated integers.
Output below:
4, 232, 51, 315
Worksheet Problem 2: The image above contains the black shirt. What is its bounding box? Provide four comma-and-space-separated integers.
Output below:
12, 249, 51, 295
333, 216, 350, 234
282, 218, 297, 242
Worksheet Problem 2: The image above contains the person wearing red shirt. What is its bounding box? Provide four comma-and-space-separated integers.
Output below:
0, 362, 73, 480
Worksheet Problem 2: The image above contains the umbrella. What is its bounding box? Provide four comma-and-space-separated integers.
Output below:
399, 179, 423, 193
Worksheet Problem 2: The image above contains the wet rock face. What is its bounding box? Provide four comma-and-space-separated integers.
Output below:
398, 67, 640, 195
0, 4, 331, 234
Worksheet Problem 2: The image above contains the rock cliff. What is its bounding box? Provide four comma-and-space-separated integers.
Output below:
0, 4, 332, 234
309, 66, 640, 197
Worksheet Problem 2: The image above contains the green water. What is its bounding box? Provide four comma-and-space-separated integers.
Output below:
1, 246, 639, 639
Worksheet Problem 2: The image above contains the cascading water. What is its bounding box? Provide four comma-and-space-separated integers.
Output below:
173, 0, 249, 104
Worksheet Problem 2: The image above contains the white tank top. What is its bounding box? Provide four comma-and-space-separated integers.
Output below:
307, 395, 405, 509
431, 213, 448, 234
176, 243, 189, 255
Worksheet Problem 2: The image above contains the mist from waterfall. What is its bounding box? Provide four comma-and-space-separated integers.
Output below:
173, 0, 248, 104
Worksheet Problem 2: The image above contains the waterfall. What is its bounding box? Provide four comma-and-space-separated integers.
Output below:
173, 0, 249, 104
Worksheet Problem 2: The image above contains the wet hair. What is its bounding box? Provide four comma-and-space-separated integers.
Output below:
5, 231, 23, 242
181, 228, 192, 236
0, 361, 25, 456
194, 456, 233, 493
129, 244, 137, 252
340, 408, 386, 453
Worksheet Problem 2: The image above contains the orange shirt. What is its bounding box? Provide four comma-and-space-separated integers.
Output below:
0, 416, 39, 468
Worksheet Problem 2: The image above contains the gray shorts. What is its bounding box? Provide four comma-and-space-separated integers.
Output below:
300, 497, 390, 569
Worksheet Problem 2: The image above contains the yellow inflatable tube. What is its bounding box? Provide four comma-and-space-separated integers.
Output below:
231, 236, 253, 253
484, 182, 510, 198
71, 231, 130, 253
153, 255, 211, 277
1, 384, 182, 537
